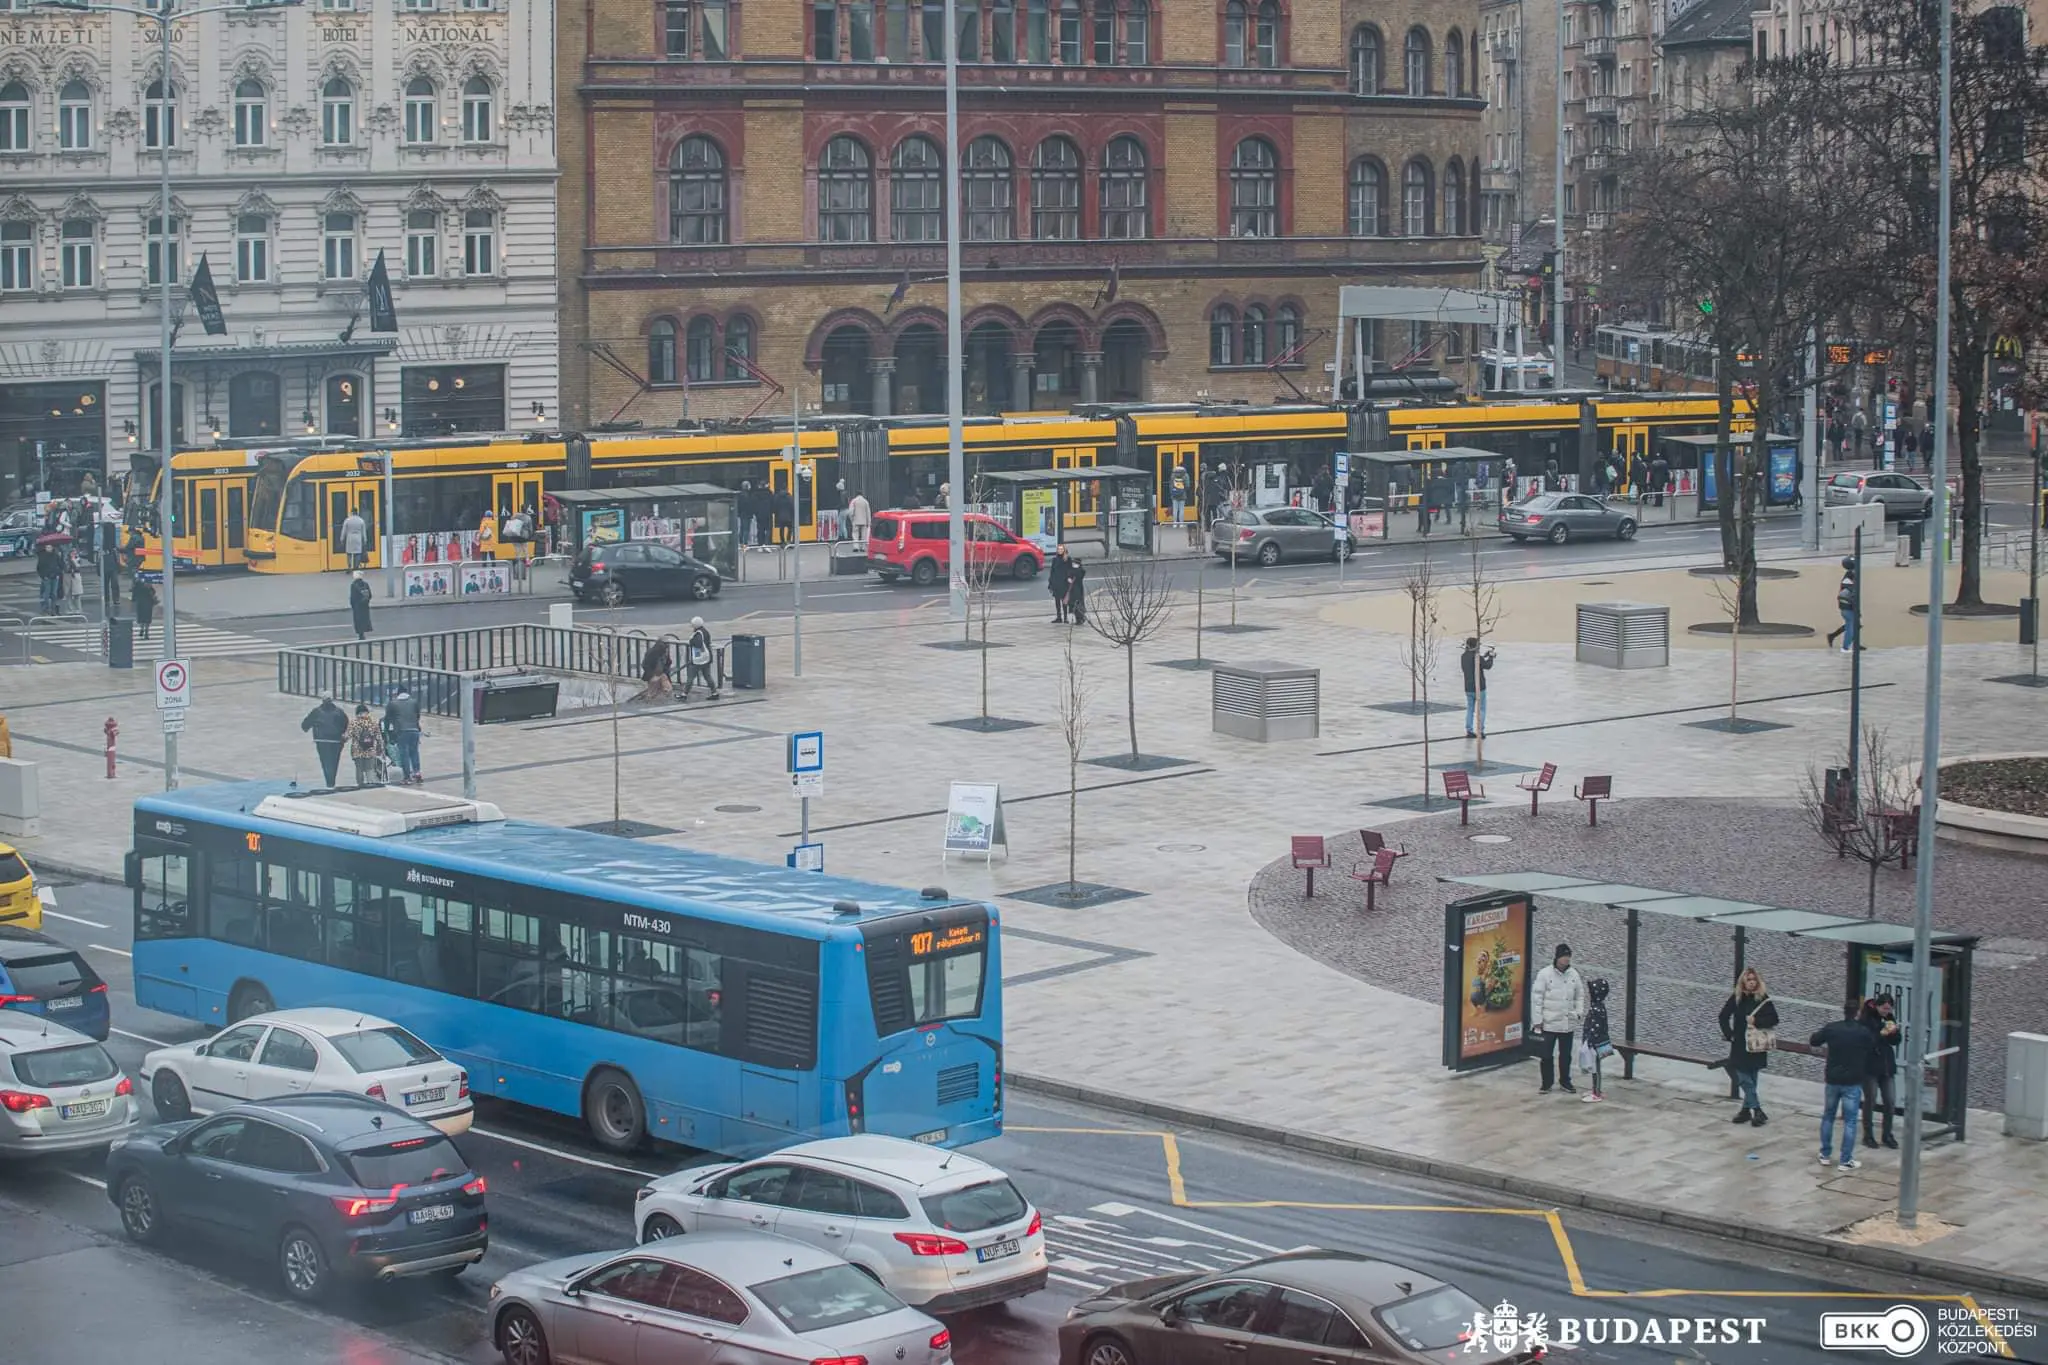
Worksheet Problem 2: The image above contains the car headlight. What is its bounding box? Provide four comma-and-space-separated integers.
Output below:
489, 1284, 502, 1301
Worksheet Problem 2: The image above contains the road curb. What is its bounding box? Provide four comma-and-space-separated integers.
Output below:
23, 853, 124, 888
1009, 1072, 2048, 1303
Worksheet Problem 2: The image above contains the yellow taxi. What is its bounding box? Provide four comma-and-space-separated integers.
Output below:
0, 844, 41, 931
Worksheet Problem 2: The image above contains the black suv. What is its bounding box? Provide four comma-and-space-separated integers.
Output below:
107, 1091, 488, 1301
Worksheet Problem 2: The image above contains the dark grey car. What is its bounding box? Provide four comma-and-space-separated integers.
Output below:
1498, 492, 1637, 544
1210, 508, 1355, 565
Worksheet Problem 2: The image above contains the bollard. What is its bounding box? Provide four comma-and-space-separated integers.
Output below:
103, 716, 118, 779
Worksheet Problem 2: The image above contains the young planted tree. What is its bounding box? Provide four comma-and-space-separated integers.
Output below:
1707, 573, 1746, 729
1400, 550, 1445, 798
963, 538, 1002, 721
1801, 725, 1922, 916
1057, 634, 1094, 893
1086, 558, 1176, 762
1465, 535, 1503, 763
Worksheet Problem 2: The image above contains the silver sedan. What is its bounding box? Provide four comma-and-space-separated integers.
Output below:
489, 1235, 954, 1365
1498, 492, 1638, 544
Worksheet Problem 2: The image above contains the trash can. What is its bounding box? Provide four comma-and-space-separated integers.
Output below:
729, 633, 766, 690
1905, 520, 1925, 560
2022, 597, 2038, 647
105, 617, 133, 671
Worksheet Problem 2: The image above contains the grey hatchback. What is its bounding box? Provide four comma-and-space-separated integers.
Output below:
1498, 492, 1637, 544
1210, 507, 1355, 565
1824, 471, 1934, 521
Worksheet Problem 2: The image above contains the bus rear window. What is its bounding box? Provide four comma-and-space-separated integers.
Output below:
864, 918, 989, 1035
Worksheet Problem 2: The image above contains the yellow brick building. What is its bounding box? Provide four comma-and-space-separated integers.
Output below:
561, 0, 1486, 426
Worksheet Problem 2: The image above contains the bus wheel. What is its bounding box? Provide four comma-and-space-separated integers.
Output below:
228, 980, 275, 1023
583, 1068, 646, 1152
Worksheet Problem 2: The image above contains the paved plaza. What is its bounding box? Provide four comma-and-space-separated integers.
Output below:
4, 533, 2045, 1293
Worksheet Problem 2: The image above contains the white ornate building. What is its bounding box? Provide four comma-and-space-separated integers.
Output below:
0, 0, 558, 501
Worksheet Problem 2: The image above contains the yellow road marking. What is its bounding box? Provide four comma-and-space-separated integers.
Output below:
1007, 1123, 2017, 1343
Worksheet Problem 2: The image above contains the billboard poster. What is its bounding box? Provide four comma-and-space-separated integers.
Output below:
1443, 894, 1534, 1072
581, 508, 625, 547
1767, 442, 1798, 506
1860, 948, 1964, 1124
1020, 487, 1059, 554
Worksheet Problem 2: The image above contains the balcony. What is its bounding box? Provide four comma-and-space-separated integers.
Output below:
1583, 33, 1616, 58
1586, 93, 1619, 117
1585, 209, 1612, 231
1584, 146, 1613, 171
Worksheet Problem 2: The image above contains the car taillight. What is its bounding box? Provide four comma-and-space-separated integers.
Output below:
1525, 515, 1542, 524
0, 993, 33, 1006
930, 1329, 952, 1350
463, 1176, 487, 1196
89, 983, 108, 994
333, 1192, 400, 1217
590, 561, 606, 572
0, 1089, 51, 1112
1237, 528, 1255, 541
894, 1231, 970, 1257
457, 1071, 469, 1099
115, 1076, 134, 1097
366, 1083, 386, 1101
1025, 1210, 1042, 1237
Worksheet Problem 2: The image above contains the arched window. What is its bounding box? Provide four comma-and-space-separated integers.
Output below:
404, 76, 438, 144
669, 134, 727, 243
1404, 27, 1431, 94
724, 314, 755, 380
818, 135, 873, 242
1349, 25, 1381, 94
1209, 304, 1236, 367
143, 78, 177, 150
1402, 157, 1433, 235
1100, 134, 1149, 239
58, 80, 92, 151
1228, 136, 1278, 238
1348, 157, 1385, 236
1224, 0, 1247, 65
1241, 304, 1268, 366
963, 135, 1014, 241
648, 318, 678, 386
233, 78, 267, 147
0, 82, 29, 154
890, 135, 943, 241
320, 76, 355, 145
685, 315, 716, 383
1254, 0, 1281, 66
460, 75, 494, 143
1445, 28, 1465, 95
1443, 158, 1466, 235
1030, 135, 1081, 239
1275, 303, 1301, 359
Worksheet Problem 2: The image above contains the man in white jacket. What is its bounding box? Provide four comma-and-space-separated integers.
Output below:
1531, 942, 1587, 1094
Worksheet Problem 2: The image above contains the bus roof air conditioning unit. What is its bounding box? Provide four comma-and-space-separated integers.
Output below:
252, 788, 507, 838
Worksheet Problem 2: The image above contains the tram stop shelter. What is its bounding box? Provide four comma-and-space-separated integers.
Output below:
979, 465, 1155, 556
1438, 872, 1979, 1140
1353, 446, 1519, 519
551, 484, 740, 581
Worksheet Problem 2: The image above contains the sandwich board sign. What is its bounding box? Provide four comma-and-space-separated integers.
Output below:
942, 782, 1007, 862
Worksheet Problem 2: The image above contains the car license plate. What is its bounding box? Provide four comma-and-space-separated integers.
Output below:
409, 1204, 454, 1224
47, 995, 82, 1011
61, 1099, 108, 1119
911, 1128, 948, 1145
404, 1086, 447, 1106
975, 1238, 1020, 1263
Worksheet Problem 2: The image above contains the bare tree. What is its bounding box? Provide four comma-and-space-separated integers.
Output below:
1400, 550, 1445, 798
1801, 725, 1921, 916
963, 538, 1002, 720
1465, 535, 1503, 764
1086, 558, 1176, 761
1706, 573, 1745, 729
1223, 462, 1248, 627
1057, 635, 1094, 893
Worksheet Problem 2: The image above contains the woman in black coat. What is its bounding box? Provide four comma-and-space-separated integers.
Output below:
1064, 557, 1088, 626
348, 571, 374, 640
1717, 967, 1781, 1127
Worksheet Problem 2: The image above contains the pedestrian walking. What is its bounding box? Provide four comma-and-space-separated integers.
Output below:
131, 572, 157, 641
1531, 944, 1587, 1094
1065, 556, 1088, 627
1649, 456, 1670, 507
1826, 556, 1858, 652
1811, 998, 1879, 1168
847, 489, 873, 546
349, 570, 374, 641
1717, 966, 1780, 1127
1543, 458, 1562, 493
341, 507, 368, 570
638, 637, 674, 702
1852, 407, 1869, 456
1859, 995, 1901, 1150
1791, 451, 1805, 510
1048, 546, 1072, 624
300, 695, 349, 788
382, 686, 423, 785
1460, 637, 1494, 738
34, 542, 60, 615
682, 617, 719, 699
1170, 463, 1190, 528
347, 703, 386, 785
1578, 978, 1612, 1102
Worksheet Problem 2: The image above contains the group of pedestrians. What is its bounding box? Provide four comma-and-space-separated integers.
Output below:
298, 687, 424, 790
1046, 545, 1088, 625
1530, 945, 1614, 1101
635, 618, 721, 703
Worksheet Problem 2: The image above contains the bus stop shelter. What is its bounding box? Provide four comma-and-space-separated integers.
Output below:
1654, 432, 1800, 512
551, 484, 740, 580
1354, 445, 1521, 522
1440, 872, 1979, 1139
979, 465, 1155, 555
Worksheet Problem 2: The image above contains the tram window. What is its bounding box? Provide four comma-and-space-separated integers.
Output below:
280, 480, 318, 542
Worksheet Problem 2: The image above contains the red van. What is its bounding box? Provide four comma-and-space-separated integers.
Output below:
867, 510, 1042, 586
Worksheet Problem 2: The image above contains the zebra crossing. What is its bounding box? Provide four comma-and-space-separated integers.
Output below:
19, 619, 282, 660
1042, 1202, 1295, 1294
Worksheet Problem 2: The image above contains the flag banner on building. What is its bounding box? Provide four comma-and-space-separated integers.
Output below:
1094, 261, 1120, 306
189, 255, 227, 336
366, 250, 398, 333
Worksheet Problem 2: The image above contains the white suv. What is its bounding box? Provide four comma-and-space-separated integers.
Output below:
634, 1134, 1048, 1314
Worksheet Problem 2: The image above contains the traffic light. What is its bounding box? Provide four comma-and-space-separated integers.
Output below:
1697, 297, 1715, 317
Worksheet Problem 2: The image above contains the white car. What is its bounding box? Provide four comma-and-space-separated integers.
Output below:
633, 1134, 1047, 1314
139, 1008, 473, 1136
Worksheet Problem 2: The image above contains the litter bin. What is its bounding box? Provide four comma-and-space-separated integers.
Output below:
2022, 597, 2038, 647
1905, 520, 1925, 560
106, 617, 133, 671
729, 633, 766, 690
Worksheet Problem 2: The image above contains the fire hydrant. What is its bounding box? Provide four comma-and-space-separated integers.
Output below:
104, 716, 118, 779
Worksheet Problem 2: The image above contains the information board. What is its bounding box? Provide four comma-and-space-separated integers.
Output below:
942, 782, 1007, 861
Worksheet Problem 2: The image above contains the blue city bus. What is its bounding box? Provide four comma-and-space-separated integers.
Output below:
126, 782, 1003, 1156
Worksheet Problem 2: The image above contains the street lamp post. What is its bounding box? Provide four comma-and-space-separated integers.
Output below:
944, 0, 966, 621
1553, 0, 1566, 390
38, 0, 300, 791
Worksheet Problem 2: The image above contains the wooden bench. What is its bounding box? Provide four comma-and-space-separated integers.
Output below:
1442, 769, 1485, 825
1516, 762, 1558, 815
1575, 774, 1613, 826
1352, 847, 1398, 911
1290, 835, 1331, 896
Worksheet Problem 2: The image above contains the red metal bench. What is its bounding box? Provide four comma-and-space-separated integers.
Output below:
1883, 806, 1921, 870
1290, 835, 1331, 896
1516, 762, 1558, 815
1358, 829, 1408, 870
1442, 769, 1485, 825
1576, 774, 1613, 826
1352, 847, 1398, 911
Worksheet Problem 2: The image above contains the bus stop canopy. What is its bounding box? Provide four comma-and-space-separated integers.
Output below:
1350, 446, 1511, 471
978, 465, 1151, 486
551, 484, 734, 503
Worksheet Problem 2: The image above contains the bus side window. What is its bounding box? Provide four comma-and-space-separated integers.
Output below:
327, 878, 391, 978
261, 864, 323, 964
476, 905, 542, 1009
135, 851, 192, 940
208, 857, 263, 947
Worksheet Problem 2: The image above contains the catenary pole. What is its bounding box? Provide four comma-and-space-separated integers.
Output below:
1552, 0, 1566, 391
156, 0, 178, 789
944, 0, 966, 620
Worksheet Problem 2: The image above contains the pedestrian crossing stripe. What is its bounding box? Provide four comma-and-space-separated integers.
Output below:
22, 622, 281, 659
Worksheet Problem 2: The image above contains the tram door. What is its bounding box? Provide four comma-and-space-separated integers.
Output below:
1155, 442, 1200, 527
324, 479, 381, 571
187, 478, 243, 568
767, 458, 800, 543
1053, 447, 1099, 528
1406, 431, 1448, 450
491, 471, 545, 558
1610, 424, 1650, 492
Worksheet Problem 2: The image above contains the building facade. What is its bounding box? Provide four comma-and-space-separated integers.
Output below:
1554, 0, 1663, 337
560, 0, 1486, 427
1476, 0, 1556, 246
0, 0, 559, 502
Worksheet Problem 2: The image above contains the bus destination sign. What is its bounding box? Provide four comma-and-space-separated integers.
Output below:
911, 924, 984, 957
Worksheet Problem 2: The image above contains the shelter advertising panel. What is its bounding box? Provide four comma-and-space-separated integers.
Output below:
1020, 487, 1060, 553
1443, 893, 1535, 1072
1859, 947, 1968, 1128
